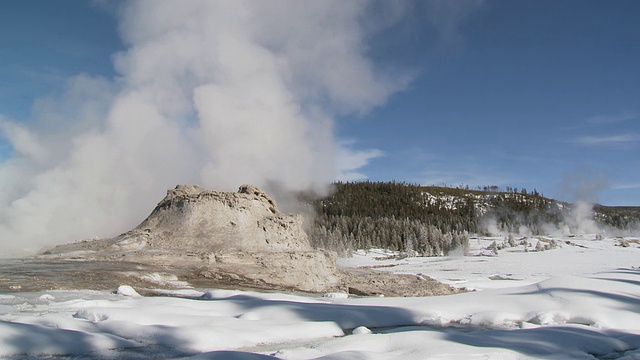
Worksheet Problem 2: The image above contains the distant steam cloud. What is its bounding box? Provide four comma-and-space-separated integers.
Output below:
559, 171, 608, 235
560, 171, 609, 205
0, 0, 420, 257
481, 171, 614, 237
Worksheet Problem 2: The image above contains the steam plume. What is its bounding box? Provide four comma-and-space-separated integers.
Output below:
559, 171, 608, 235
0, 0, 411, 257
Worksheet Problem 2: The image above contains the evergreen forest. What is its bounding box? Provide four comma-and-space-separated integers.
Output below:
305, 181, 640, 256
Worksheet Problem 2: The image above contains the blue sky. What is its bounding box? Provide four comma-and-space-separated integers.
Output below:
1, 0, 639, 206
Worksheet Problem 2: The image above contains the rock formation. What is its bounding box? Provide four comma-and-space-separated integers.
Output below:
121, 184, 312, 253
41, 185, 457, 296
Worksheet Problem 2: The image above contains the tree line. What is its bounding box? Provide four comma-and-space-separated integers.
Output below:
304, 181, 640, 256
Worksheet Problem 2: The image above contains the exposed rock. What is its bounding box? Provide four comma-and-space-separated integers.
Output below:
121, 183, 310, 253
41, 184, 458, 296
342, 269, 460, 297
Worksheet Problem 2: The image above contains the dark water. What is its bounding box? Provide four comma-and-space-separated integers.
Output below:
0, 258, 169, 293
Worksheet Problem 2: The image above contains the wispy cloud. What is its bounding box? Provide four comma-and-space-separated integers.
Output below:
563, 111, 638, 131
336, 142, 384, 182
585, 112, 637, 125
613, 183, 640, 190
424, 0, 485, 52
573, 134, 640, 146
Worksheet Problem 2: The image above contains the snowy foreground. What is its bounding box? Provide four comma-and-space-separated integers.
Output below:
1, 235, 639, 359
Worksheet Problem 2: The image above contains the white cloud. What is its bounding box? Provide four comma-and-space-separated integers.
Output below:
585, 112, 637, 125
335, 142, 384, 182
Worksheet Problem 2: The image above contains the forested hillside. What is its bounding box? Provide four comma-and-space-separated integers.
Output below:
306, 181, 640, 256
594, 205, 640, 230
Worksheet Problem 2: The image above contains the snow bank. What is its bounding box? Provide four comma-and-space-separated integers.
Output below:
1, 235, 639, 359
0, 320, 140, 357
116, 285, 141, 297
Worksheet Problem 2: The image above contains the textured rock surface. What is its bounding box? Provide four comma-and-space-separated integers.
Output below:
41, 185, 457, 296
42, 184, 339, 292
45, 185, 311, 253
117, 184, 311, 253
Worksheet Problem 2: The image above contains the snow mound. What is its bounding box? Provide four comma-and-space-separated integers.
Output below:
73, 309, 109, 322
116, 285, 141, 297
352, 326, 372, 335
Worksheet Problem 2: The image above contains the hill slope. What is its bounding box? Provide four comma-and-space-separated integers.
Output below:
308, 181, 640, 255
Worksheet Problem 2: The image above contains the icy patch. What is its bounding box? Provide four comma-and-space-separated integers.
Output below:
323, 292, 349, 299
121, 272, 192, 288
148, 288, 205, 298
201, 289, 245, 300
112, 238, 147, 251
39, 294, 55, 301
73, 309, 109, 322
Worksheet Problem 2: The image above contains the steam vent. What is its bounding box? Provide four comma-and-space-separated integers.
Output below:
42, 185, 457, 296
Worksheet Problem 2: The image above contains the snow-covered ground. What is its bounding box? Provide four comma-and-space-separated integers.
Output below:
1, 235, 639, 359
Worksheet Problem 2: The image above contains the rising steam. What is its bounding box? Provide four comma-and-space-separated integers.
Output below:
0, 0, 417, 257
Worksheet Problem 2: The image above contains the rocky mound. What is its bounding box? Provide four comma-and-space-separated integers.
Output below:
124, 184, 312, 253
41, 185, 458, 296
